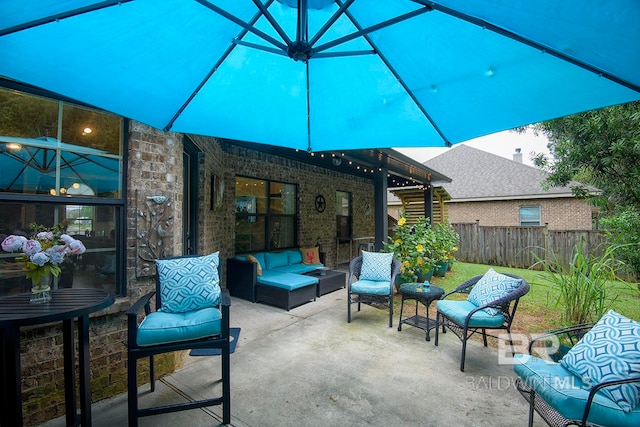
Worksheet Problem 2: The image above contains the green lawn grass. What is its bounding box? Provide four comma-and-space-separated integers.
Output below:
401, 261, 640, 334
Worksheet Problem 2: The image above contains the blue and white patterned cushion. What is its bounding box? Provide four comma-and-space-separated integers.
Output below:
156, 252, 221, 313
467, 268, 522, 315
560, 310, 640, 412
360, 251, 393, 282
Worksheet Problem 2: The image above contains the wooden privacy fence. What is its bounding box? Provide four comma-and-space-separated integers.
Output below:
452, 222, 610, 270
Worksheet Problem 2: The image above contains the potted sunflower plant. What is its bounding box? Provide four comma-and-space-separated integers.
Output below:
432, 221, 460, 277
384, 214, 437, 290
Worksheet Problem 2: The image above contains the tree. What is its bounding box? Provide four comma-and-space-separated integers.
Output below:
532, 101, 640, 209
532, 101, 640, 278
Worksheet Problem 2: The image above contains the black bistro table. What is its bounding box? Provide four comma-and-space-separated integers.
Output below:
397, 283, 444, 341
0, 288, 114, 426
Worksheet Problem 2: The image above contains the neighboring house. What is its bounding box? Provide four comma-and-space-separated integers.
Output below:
422, 144, 600, 230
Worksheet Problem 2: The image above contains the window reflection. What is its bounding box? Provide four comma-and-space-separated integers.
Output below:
0, 87, 122, 197
235, 176, 298, 252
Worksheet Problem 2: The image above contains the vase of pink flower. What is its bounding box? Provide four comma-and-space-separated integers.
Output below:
1, 223, 86, 303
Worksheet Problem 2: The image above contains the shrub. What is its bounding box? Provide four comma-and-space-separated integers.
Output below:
533, 238, 629, 325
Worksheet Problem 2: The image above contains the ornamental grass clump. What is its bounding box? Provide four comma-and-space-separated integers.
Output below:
533, 237, 629, 325
1, 223, 86, 283
384, 214, 437, 282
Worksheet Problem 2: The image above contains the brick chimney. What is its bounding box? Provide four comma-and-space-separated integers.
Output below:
513, 148, 523, 163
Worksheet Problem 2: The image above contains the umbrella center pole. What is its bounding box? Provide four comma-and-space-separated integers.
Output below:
288, 41, 314, 62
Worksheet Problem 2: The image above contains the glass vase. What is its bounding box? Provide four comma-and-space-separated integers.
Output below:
30, 274, 52, 304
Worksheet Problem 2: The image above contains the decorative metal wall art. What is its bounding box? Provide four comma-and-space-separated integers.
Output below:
135, 190, 174, 277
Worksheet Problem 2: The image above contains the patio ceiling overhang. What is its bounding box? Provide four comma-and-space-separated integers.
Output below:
220, 138, 450, 188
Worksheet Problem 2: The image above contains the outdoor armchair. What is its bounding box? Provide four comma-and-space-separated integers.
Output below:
347, 252, 400, 327
513, 313, 640, 427
435, 269, 529, 371
126, 253, 231, 427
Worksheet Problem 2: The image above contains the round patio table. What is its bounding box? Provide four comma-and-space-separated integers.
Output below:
0, 288, 114, 426
397, 283, 444, 341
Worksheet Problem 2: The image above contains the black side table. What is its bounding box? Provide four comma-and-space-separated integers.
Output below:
397, 283, 444, 341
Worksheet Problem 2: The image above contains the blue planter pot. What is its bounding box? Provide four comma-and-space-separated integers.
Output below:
434, 261, 448, 277
417, 268, 435, 282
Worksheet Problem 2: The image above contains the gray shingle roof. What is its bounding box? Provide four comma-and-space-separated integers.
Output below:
423, 144, 598, 201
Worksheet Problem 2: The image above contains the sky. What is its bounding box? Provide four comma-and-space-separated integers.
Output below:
394, 127, 551, 166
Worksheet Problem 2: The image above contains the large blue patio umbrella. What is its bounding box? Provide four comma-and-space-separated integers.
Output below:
0, 0, 638, 152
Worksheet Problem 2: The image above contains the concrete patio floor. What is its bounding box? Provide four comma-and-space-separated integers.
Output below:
41, 286, 544, 427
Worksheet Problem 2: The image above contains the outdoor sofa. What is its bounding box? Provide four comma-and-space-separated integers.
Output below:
227, 248, 324, 310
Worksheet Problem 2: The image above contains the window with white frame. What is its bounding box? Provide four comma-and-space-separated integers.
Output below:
520, 205, 541, 226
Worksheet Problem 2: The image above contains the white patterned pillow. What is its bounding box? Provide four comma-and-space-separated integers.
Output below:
467, 268, 522, 315
360, 251, 393, 281
156, 252, 221, 313
560, 310, 640, 412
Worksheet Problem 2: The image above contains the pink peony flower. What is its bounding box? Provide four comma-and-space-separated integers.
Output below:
68, 239, 86, 255
1, 235, 27, 252
22, 239, 42, 257
59, 234, 74, 244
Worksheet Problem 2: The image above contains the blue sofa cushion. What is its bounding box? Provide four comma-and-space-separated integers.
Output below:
467, 268, 522, 315
271, 264, 322, 274
351, 279, 391, 296
360, 251, 393, 281
136, 307, 222, 347
436, 300, 505, 328
513, 354, 640, 426
287, 249, 303, 265
560, 310, 640, 412
264, 251, 289, 269
257, 270, 318, 291
156, 252, 220, 313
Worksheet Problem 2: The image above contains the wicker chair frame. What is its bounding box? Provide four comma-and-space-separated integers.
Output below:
347, 255, 400, 327
515, 323, 640, 427
434, 273, 530, 371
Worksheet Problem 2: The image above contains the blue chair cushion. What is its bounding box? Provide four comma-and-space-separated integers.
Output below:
156, 252, 221, 313
257, 270, 318, 290
287, 249, 303, 265
136, 307, 222, 347
436, 300, 505, 327
360, 251, 393, 281
560, 310, 640, 412
264, 251, 289, 269
467, 268, 522, 315
351, 279, 391, 296
513, 354, 640, 426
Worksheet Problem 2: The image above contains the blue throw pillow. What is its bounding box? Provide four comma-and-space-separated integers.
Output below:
560, 310, 640, 412
360, 251, 393, 281
156, 252, 221, 313
467, 268, 522, 315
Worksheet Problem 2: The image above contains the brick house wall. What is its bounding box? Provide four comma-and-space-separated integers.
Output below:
19, 123, 375, 425
448, 197, 594, 230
